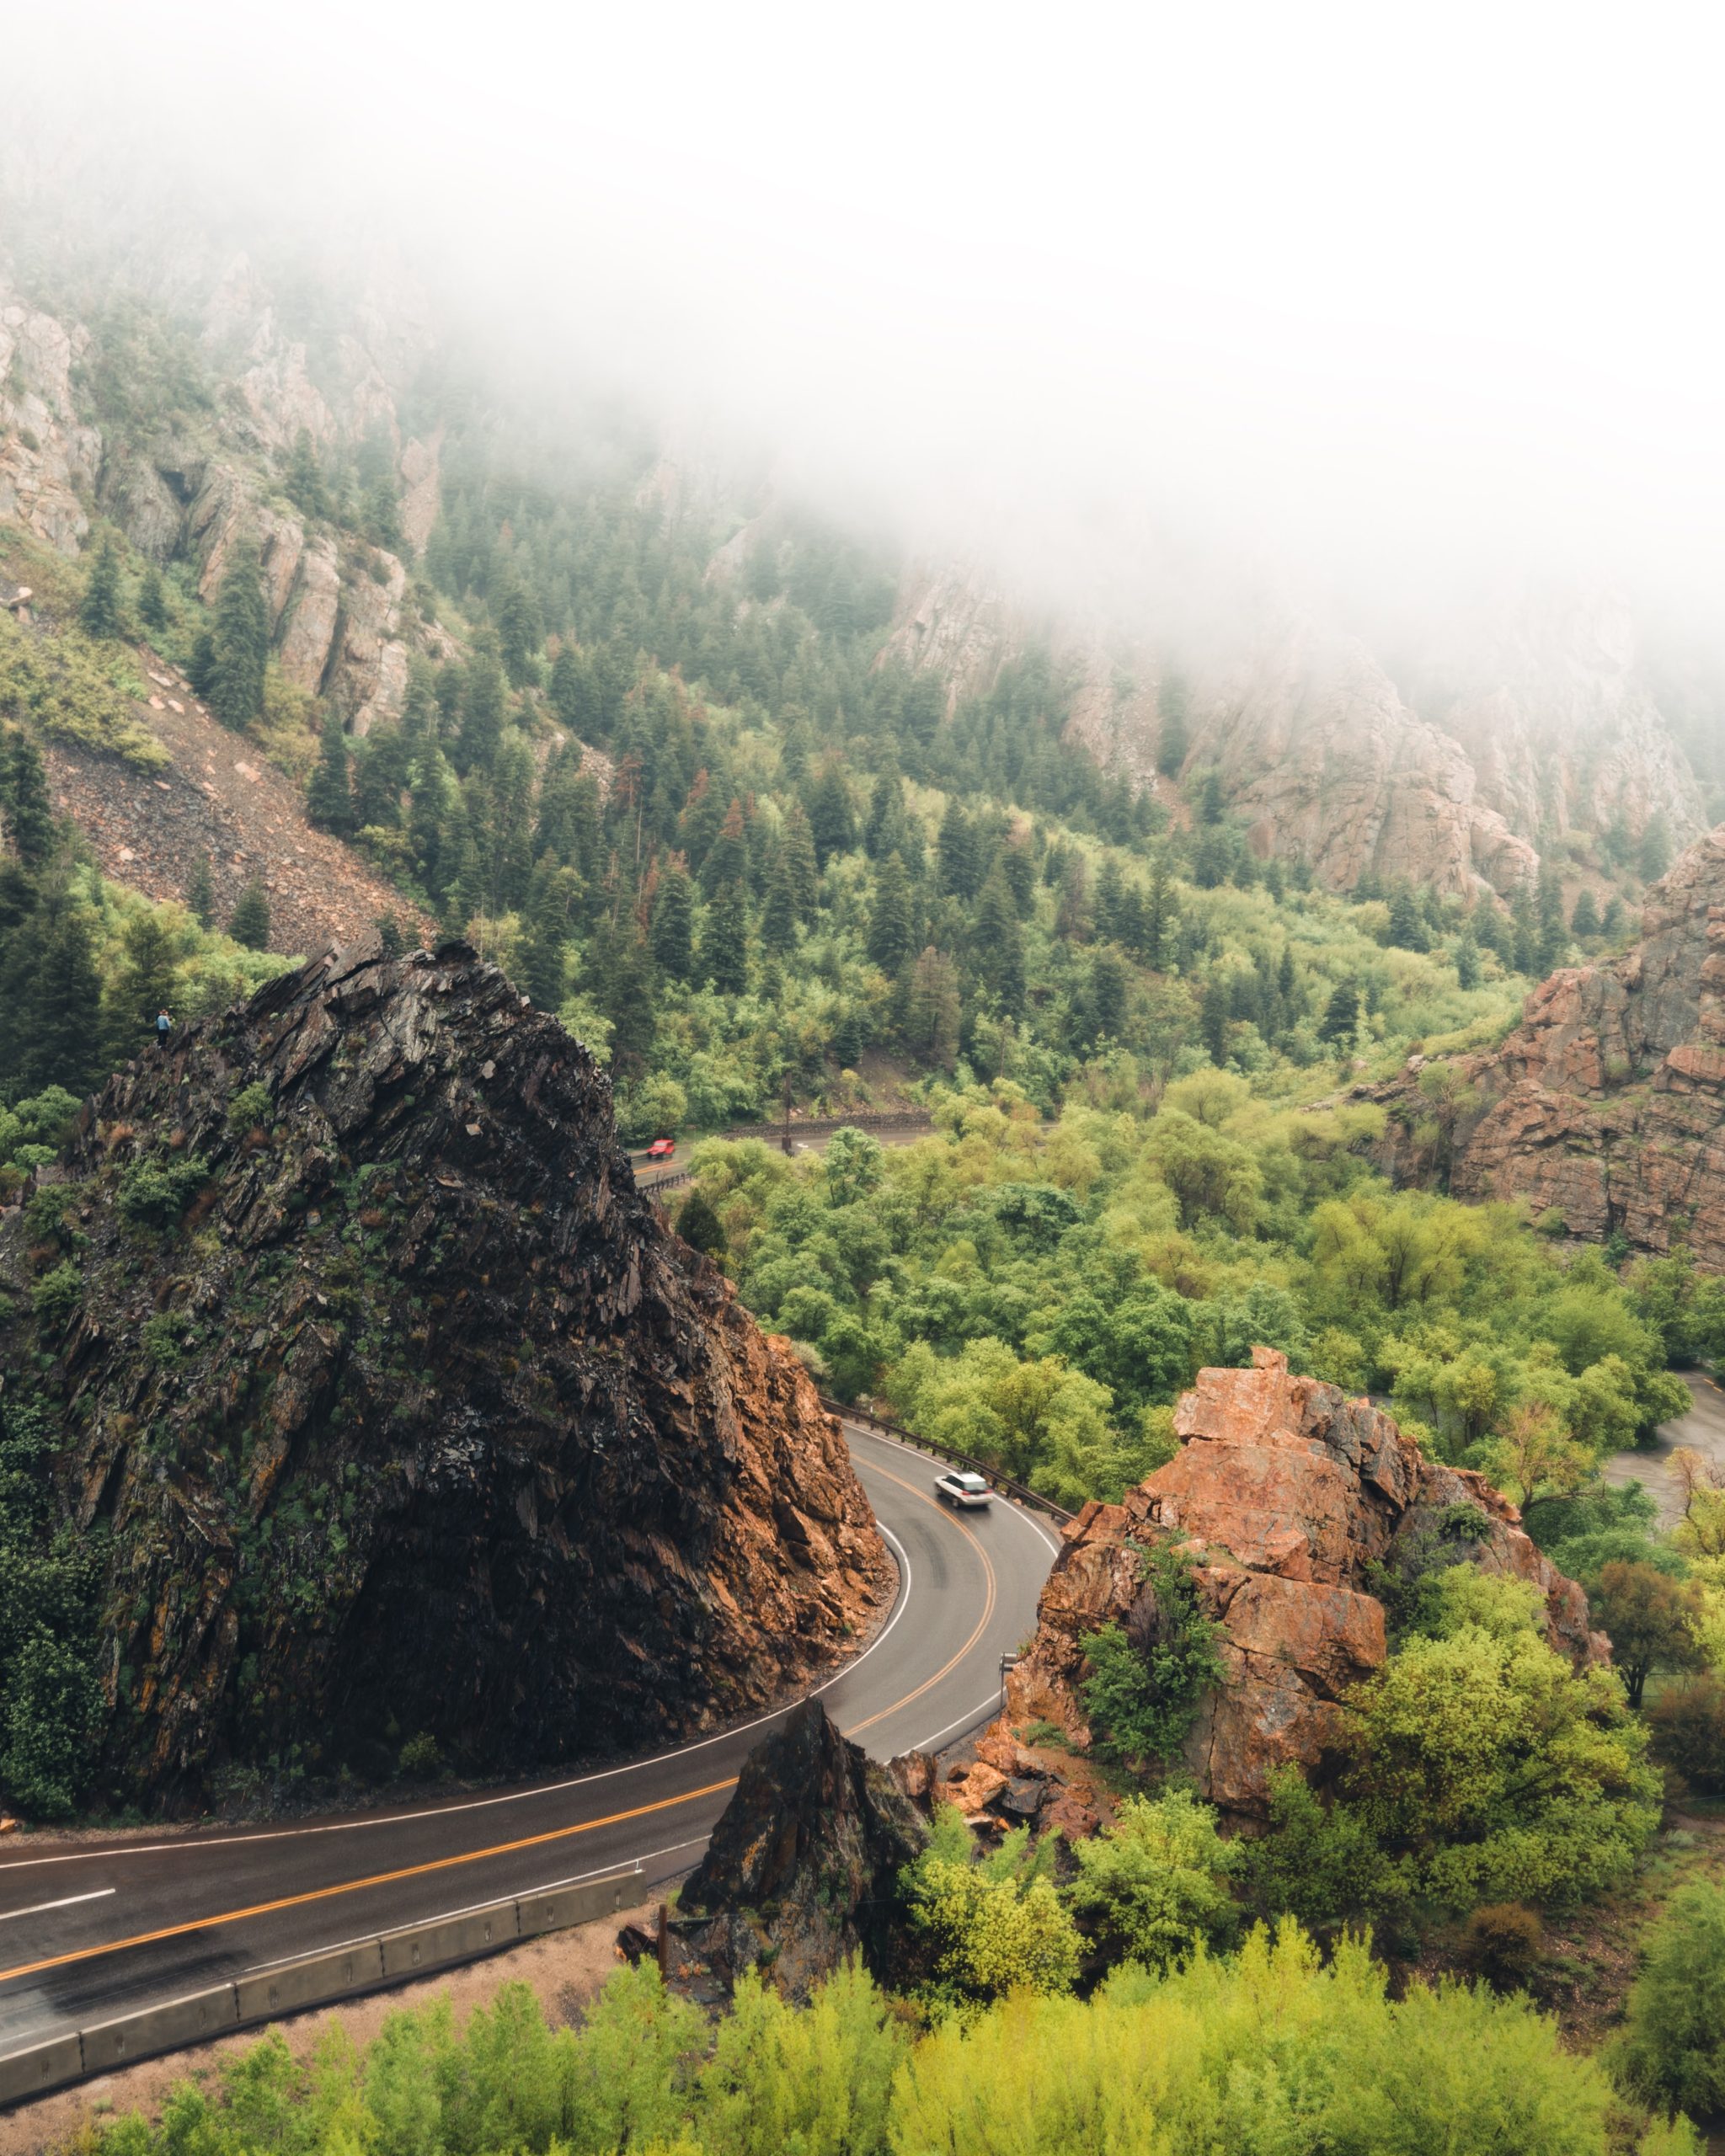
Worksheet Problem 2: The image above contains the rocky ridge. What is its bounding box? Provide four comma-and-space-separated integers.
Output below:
1371, 823, 1725, 1266
1001, 1348, 1601, 1818
0, 944, 889, 1805
880, 566, 1706, 896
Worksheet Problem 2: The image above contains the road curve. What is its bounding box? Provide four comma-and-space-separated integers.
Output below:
0, 1425, 1056, 2057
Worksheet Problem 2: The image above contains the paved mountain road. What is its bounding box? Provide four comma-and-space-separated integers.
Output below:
0, 1426, 1056, 2060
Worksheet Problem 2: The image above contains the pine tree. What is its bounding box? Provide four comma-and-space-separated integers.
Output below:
937, 798, 979, 899
759, 843, 799, 953
353, 723, 409, 830
1094, 857, 1124, 942
519, 860, 577, 1008
207, 551, 270, 730
1157, 672, 1190, 777
1200, 977, 1231, 1065
137, 561, 169, 633
780, 799, 820, 919
102, 909, 182, 1066
1570, 888, 1601, 940
676, 1187, 727, 1258
1085, 948, 1129, 1046
650, 860, 696, 981
1055, 855, 1092, 943
362, 477, 403, 553
1318, 979, 1361, 1045
494, 570, 542, 687
1535, 861, 1567, 971
77, 533, 124, 640
1639, 815, 1673, 883
1191, 825, 1234, 889
1601, 894, 1628, 940
25, 902, 104, 1095
973, 864, 1025, 1013
866, 851, 916, 974
188, 629, 218, 701
283, 429, 328, 519
904, 947, 961, 1068
804, 765, 856, 868
1145, 859, 1173, 968
306, 710, 355, 835
699, 880, 750, 997
700, 799, 749, 898
184, 852, 216, 928
2, 728, 54, 865
455, 653, 508, 774
596, 915, 658, 1070
1386, 884, 1429, 952
229, 881, 272, 951
863, 762, 905, 860
1197, 769, 1226, 825
549, 643, 592, 734
1455, 935, 1482, 990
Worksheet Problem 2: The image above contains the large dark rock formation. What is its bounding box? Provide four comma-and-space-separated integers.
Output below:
0, 944, 889, 1806
1371, 825, 1725, 1265
1002, 1349, 1603, 1819
674, 1700, 927, 1993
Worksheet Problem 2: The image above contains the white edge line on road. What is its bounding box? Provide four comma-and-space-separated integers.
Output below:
0, 1888, 115, 1924
0, 1444, 919, 1876
238, 1838, 713, 1976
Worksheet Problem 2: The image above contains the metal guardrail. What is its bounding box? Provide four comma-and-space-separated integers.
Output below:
0, 1865, 649, 2110
720, 1111, 935, 1143
825, 1396, 1076, 1527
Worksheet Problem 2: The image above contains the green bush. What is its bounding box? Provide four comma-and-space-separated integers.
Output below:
900, 1805, 1080, 2004
29, 1261, 83, 1331
116, 1151, 211, 1230
1616, 1881, 1725, 2118
226, 1081, 273, 1132
1080, 1541, 1225, 1764
1, 1630, 104, 1819
1065, 1787, 1239, 1969
1460, 1902, 1546, 1991
1648, 1676, 1725, 1794
398, 1731, 441, 1779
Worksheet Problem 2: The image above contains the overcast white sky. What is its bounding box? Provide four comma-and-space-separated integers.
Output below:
12, 0, 1725, 635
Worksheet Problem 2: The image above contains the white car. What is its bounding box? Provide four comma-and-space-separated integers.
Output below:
934, 1470, 993, 1508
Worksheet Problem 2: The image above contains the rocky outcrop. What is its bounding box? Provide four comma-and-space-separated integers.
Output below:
0, 286, 100, 554
0, 947, 889, 1806
1003, 1349, 1601, 1818
674, 1700, 927, 1993
879, 559, 1026, 715
1182, 618, 1539, 897
1372, 825, 1725, 1266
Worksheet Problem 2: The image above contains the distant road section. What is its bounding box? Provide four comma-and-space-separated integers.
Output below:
1602, 1369, 1725, 1527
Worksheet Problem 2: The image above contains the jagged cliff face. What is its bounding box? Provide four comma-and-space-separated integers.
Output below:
1373, 825, 1725, 1267
0, 946, 889, 1803
0, 253, 442, 734
1005, 1350, 1601, 1818
881, 565, 1706, 894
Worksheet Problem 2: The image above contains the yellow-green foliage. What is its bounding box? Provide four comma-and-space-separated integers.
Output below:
87, 1931, 1701, 2156
0, 611, 165, 768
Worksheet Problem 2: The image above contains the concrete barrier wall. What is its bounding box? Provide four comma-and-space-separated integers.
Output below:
0, 1864, 649, 2110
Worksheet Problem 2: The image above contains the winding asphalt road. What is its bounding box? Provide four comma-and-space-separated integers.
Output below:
0, 1425, 1057, 2061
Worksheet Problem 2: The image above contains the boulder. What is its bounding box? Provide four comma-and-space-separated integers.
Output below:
676, 1700, 927, 1995
1003, 1348, 1604, 1818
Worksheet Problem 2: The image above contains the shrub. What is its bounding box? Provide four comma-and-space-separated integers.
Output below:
1, 1630, 104, 1819
901, 1806, 1080, 2003
1065, 1788, 1239, 1969
1080, 1541, 1226, 1764
226, 1081, 273, 1133
0, 612, 165, 768
29, 1261, 83, 1331
1461, 1902, 1546, 1990
117, 1152, 211, 1231
398, 1731, 441, 1779
1616, 1881, 1725, 2117
1648, 1676, 1725, 1794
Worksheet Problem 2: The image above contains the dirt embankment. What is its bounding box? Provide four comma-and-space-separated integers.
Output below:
44, 648, 430, 958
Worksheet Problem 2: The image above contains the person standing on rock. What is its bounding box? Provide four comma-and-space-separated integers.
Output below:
156, 1009, 173, 1049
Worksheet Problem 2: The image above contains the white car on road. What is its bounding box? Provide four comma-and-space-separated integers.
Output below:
934, 1470, 993, 1508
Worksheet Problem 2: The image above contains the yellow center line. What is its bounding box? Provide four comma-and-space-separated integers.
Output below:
0, 1781, 734, 1987
0, 1435, 997, 1988
846, 1454, 997, 1734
